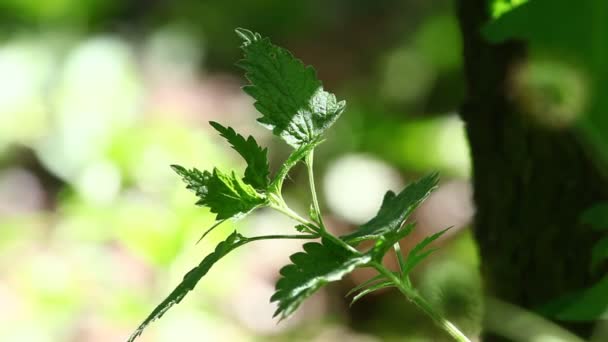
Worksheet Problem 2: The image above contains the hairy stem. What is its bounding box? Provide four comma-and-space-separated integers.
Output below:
372, 262, 471, 342
305, 150, 326, 230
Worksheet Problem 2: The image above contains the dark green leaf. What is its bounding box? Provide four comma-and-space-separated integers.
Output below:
402, 227, 450, 275
235, 28, 345, 147
342, 173, 439, 244
172, 165, 266, 220
591, 236, 608, 271
271, 237, 371, 320
128, 232, 249, 342
581, 202, 608, 231
209, 121, 270, 190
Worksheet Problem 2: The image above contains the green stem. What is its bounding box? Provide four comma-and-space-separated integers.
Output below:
247, 234, 318, 242
269, 196, 316, 228
392, 242, 412, 287
372, 262, 471, 342
305, 150, 326, 230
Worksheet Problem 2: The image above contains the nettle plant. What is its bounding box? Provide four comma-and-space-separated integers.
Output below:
128, 29, 471, 342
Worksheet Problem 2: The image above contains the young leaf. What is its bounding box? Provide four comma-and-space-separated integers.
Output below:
402, 227, 451, 275
209, 121, 270, 190
309, 203, 320, 223
271, 237, 371, 320
369, 223, 416, 261
345, 273, 391, 298
128, 232, 249, 342
235, 28, 345, 148
350, 281, 394, 306
172, 165, 266, 220
342, 173, 439, 244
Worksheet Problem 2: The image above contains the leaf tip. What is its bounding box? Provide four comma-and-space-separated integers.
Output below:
235, 28, 259, 45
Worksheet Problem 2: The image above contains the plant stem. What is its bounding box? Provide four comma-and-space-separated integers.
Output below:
305, 150, 326, 230
372, 262, 471, 342
269, 197, 316, 228
247, 234, 318, 242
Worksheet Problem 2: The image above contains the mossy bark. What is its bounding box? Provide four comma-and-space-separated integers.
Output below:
455, 0, 607, 339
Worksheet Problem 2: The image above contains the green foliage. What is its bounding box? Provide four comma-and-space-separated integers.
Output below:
271, 237, 371, 319
127, 231, 248, 342
581, 202, 608, 231
591, 237, 608, 271
129, 29, 470, 342
342, 173, 439, 244
539, 275, 608, 321
209, 121, 270, 190
235, 28, 345, 148
171, 165, 266, 220
483, 0, 608, 163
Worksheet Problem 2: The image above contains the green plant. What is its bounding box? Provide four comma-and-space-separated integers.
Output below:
127, 28, 471, 342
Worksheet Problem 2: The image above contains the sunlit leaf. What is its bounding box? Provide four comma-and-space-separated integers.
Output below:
342, 173, 439, 244
209, 121, 270, 190
236, 28, 345, 148
271, 237, 371, 320
172, 165, 266, 220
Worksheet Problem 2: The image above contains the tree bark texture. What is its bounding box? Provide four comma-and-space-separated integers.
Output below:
455, 0, 607, 339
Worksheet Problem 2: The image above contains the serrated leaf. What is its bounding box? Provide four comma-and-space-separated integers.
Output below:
209, 121, 270, 190
235, 28, 345, 148
128, 232, 249, 342
350, 281, 394, 306
271, 237, 371, 320
402, 227, 450, 275
172, 165, 266, 220
342, 173, 439, 244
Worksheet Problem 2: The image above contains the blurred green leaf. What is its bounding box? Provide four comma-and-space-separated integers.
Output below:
591, 236, 608, 271
581, 202, 608, 231
539, 275, 608, 321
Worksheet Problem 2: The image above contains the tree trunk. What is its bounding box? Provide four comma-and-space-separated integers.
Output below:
455, 1, 607, 340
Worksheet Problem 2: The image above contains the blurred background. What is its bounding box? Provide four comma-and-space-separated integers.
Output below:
0, 0, 604, 341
